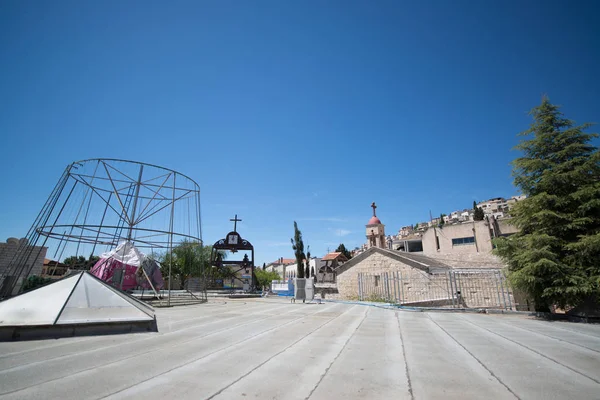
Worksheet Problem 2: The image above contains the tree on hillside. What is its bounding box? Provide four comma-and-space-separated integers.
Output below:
473, 201, 485, 221
335, 243, 352, 260
291, 221, 306, 278
494, 97, 600, 313
439, 214, 445, 226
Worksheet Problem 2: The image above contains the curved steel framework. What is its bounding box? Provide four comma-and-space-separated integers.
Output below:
0, 159, 204, 302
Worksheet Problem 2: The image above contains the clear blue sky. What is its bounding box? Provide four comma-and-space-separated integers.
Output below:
1, 0, 599, 266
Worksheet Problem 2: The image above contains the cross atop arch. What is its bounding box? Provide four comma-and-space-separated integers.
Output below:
230, 214, 242, 232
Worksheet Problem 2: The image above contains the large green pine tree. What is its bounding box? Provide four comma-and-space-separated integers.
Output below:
495, 97, 600, 313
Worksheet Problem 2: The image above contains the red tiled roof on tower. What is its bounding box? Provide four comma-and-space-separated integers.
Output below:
368, 216, 382, 225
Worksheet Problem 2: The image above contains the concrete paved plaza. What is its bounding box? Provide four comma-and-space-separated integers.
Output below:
1, 298, 600, 399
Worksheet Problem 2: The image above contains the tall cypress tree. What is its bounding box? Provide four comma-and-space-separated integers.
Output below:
495, 97, 600, 313
291, 221, 305, 278
305, 246, 311, 278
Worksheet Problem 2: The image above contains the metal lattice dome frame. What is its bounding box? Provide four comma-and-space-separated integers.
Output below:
0, 159, 203, 298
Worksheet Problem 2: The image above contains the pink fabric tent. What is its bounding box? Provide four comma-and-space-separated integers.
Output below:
90, 241, 164, 291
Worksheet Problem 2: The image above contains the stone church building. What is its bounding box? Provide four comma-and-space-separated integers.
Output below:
335, 246, 450, 300
323, 203, 516, 309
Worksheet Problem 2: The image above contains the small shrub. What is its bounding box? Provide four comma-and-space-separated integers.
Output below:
22, 276, 54, 292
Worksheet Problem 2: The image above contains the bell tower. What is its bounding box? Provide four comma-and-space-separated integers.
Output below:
366, 202, 386, 249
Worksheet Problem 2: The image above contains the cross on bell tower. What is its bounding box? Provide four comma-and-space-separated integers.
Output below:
366, 202, 385, 249
230, 214, 242, 232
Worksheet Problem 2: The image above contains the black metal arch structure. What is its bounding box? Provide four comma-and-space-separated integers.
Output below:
0, 159, 204, 301
211, 229, 256, 290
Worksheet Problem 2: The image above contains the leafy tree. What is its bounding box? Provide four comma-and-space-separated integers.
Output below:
473, 201, 485, 221
63, 255, 86, 267
494, 97, 600, 313
22, 275, 54, 292
439, 214, 445, 226
254, 269, 281, 290
262, 262, 266, 270
63, 254, 101, 270
291, 221, 306, 278
335, 243, 352, 260
158, 241, 227, 289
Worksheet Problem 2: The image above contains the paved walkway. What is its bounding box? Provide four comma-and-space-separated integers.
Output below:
1, 298, 600, 399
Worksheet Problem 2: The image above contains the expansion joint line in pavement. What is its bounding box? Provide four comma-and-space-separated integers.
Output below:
458, 315, 600, 386
490, 318, 600, 355
396, 312, 414, 400
0, 302, 294, 376
0, 303, 328, 397
204, 305, 362, 400
425, 314, 522, 400
0, 336, 91, 360
537, 323, 600, 340
99, 303, 345, 400
304, 308, 370, 400
162, 301, 271, 327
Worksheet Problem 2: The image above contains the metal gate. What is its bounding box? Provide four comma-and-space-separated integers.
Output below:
357, 269, 513, 310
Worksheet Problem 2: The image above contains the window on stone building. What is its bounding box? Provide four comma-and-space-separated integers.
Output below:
374, 275, 380, 287
452, 237, 475, 246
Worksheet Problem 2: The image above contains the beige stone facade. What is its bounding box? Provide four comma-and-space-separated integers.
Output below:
423, 252, 506, 269
421, 218, 519, 257
0, 237, 47, 296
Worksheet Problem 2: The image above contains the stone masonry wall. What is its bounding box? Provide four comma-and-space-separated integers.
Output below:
337, 252, 416, 300
424, 252, 506, 269
0, 238, 47, 294
337, 252, 515, 309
